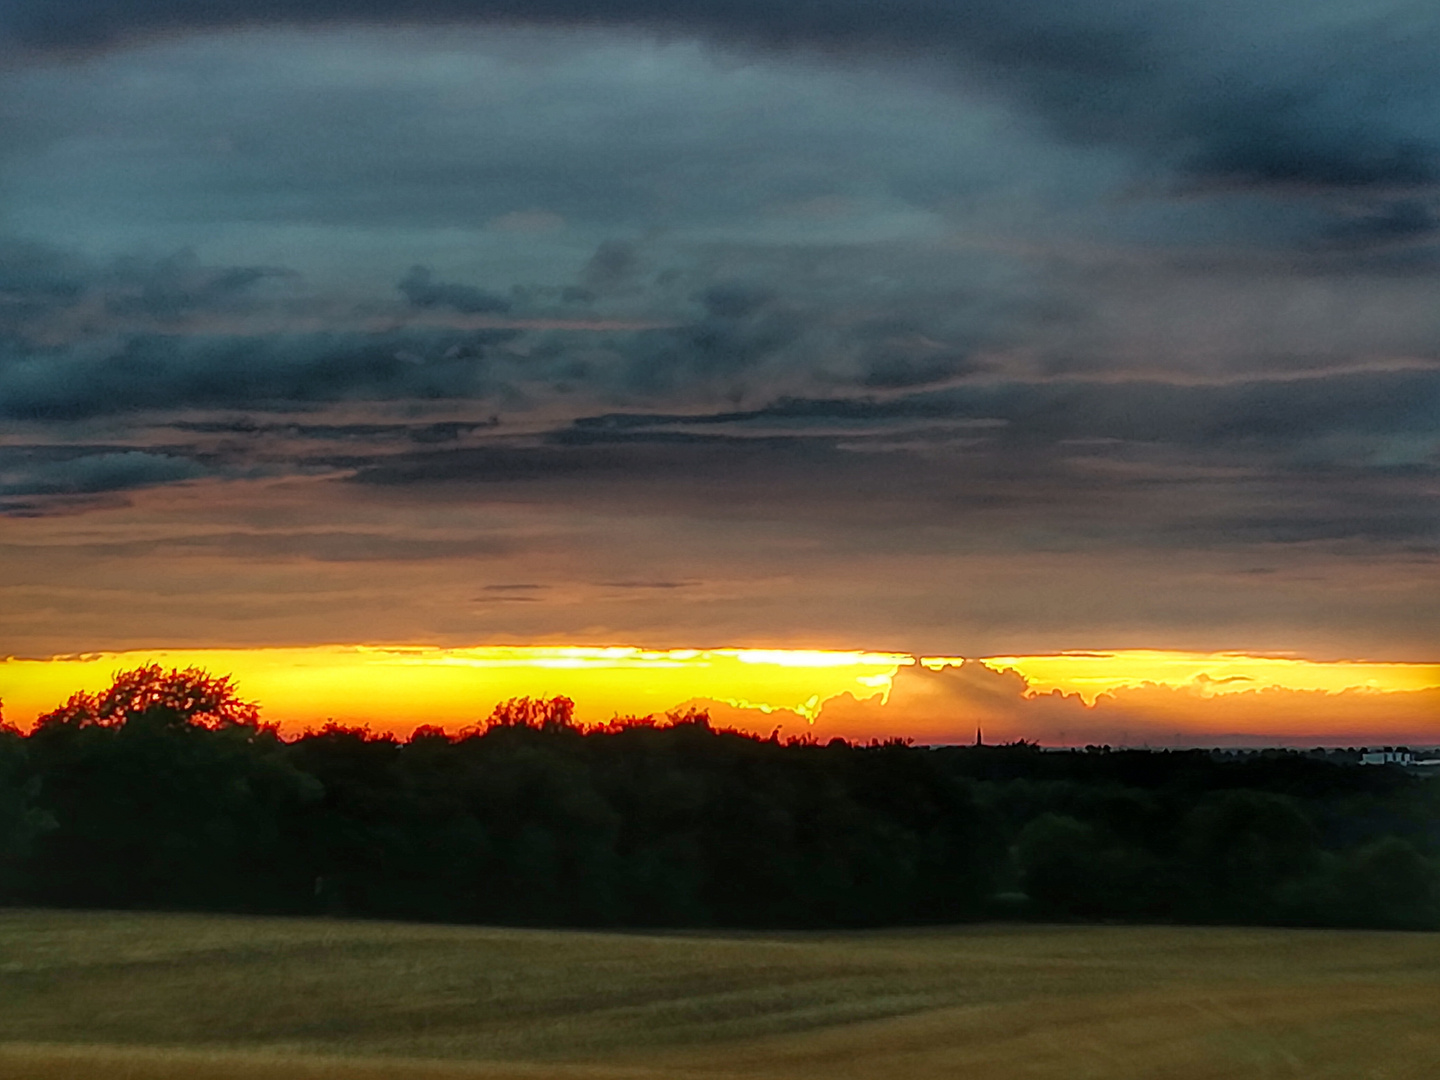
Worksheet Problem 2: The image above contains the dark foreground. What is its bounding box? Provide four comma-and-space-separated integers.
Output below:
4, 679, 1439, 929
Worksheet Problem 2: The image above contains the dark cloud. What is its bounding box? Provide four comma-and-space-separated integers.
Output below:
4, 0, 1438, 198
580, 241, 641, 295
857, 322, 984, 389
1171, 100, 1437, 193
349, 442, 659, 486
860, 355, 976, 390
5, 224, 1434, 559
338, 365, 1437, 560
475, 582, 545, 603
1190, 509, 1439, 548
0, 0, 1139, 61
480, 366, 1439, 555
597, 580, 700, 589
1324, 200, 1440, 249
0, 449, 208, 498
0, 240, 86, 303
617, 287, 805, 395
105, 250, 295, 322
0, 238, 832, 421
27, 528, 523, 561
0, 243, 298, 343
696, 283, 774, 322
0, 236, 1025, 424
0, 7, 1434, 663
572, 367, 1440, 451
172, 417, 501, 444
398, 266, 511, 315
0, 240, 89, 338
167, 530, 516, 563
0, 327, 523, 421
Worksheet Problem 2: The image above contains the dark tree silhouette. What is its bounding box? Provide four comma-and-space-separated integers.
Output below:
35, 664, 261, 731
484, 695, 576, 733
5, 669, 1438, 930
24, 666, 314, 910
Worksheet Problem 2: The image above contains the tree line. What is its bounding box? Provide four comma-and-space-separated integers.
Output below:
1, 665, 1436, 930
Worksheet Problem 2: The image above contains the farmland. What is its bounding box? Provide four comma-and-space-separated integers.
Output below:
2, 910, 1437, 1079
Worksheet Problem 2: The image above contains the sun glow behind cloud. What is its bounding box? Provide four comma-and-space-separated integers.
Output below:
0, 645, 912, 735
3, 646, 1437, 744
924, 652, 1440, 705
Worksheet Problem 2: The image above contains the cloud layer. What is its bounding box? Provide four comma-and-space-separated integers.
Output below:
6, 0, 1439, 194
0, 13, 1435, 671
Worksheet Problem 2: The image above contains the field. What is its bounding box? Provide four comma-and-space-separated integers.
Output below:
1, 911, 1437, 1079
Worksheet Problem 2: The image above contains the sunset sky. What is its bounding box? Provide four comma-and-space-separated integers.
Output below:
1, 1, 1436, 744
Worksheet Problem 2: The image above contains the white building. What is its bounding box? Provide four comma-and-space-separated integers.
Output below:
1360, 749, 1414, 766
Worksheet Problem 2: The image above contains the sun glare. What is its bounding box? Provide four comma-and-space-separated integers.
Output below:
1, 646, 1434, 739
0, 645, 909, 734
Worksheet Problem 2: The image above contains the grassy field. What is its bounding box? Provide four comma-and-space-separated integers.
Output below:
1, 910, 1437, 1079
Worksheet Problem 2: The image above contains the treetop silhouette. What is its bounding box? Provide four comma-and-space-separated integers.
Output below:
35, 664, 261, 731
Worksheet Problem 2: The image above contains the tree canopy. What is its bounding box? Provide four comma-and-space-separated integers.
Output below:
2, 667, 1436, 931
35, 664, 261, 731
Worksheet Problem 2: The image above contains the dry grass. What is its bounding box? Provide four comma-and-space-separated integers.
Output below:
1, 910, 1437, 1079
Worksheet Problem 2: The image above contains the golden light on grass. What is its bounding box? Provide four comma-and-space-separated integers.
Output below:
1, 910, 1438, 1080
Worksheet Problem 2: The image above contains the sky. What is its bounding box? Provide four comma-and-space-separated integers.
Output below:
2, 647, 1437, 746
0, 1, 1437, 743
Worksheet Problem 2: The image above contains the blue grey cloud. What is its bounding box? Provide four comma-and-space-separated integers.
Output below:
337, 366, 1438, 561
398, 266, 511, 315
0, 244, 297, 342
0, 449, 208, 498
4, 0, 1438, 199
0, 329, 519, 421
105, 250, 295, 323
0, 10, 1434, 658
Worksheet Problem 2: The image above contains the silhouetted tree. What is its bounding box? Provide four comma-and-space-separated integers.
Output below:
1180, 790, 1322, 923
1328, 837, 1440, 929
484, 696, 576, 733
5, 671, 1438, 931
25, 666, 317, 910
35, 664, 261, 731
0, 722, 53, 900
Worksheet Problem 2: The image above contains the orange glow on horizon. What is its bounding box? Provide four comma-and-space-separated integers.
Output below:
946, 651, 1440, 704
1, 645, 1435, 744
0, 645, 910, 735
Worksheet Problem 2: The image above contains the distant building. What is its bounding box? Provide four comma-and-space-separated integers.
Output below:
1360, 749, 1414, 766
